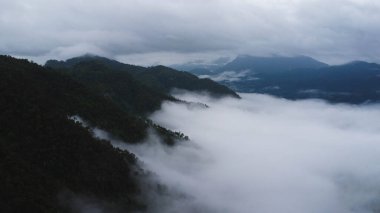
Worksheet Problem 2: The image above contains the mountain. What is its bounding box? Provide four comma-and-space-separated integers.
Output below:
1, 54, 239, 212
176, 55, 328, 76
218, 55, 328, 73
219, 60, 380, 104
179, 55, 380, 104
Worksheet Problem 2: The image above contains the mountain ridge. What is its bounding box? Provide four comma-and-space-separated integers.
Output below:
46, 55, 240, 101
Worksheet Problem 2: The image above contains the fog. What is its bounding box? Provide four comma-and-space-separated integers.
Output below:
198, 70, 258, 82
121, 92, 380, 213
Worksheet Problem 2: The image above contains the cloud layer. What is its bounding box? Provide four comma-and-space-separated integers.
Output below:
1, 0, 380, 65
125, 92, 380, 213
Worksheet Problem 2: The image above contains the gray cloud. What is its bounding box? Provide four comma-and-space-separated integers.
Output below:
1, 0, 380, 65
124, 92, 380, 213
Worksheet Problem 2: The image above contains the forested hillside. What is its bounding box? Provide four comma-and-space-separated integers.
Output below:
0, 55, 239, 212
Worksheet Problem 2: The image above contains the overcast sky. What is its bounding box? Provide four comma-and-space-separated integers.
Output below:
1, 0, 380, 65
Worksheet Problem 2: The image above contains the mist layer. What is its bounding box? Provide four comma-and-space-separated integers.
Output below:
126, 93, 380, 213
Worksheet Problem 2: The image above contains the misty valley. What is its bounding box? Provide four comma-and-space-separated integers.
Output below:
2, 54, 380, 213
138, 92, 380, 213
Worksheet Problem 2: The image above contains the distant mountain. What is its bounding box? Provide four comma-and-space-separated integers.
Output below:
178, 54, 329, 82
219, 55, 328, 73
181, 55, 380, 104
222, 60, 380, 104
250, 61, 380, 103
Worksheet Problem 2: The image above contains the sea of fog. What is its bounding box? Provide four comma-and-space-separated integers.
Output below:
117, 92, 380, 213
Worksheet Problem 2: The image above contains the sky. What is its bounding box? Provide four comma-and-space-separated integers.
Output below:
1, 0, 380, 65
119, 92, 380, 213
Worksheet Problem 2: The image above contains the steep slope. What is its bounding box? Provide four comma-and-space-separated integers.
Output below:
0, 55, 149, 212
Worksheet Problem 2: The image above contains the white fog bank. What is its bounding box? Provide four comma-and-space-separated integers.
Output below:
127, 93, 380, 213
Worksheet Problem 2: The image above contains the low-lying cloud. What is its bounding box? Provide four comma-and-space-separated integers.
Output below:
125, 92, 380, 213
199, 70, 259, 82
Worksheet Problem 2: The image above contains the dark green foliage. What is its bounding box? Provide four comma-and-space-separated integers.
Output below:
0, 55, 147, 212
